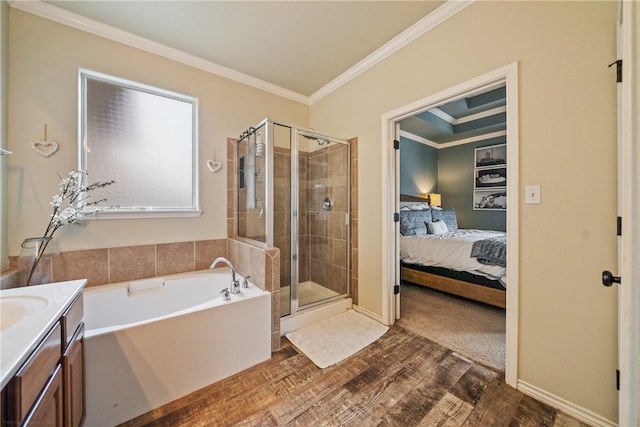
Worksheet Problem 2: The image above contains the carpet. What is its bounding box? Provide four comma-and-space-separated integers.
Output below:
285, 309, 389, 368
396, 282, 506, 371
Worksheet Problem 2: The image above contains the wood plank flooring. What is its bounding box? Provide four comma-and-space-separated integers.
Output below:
119, 325, 589, 427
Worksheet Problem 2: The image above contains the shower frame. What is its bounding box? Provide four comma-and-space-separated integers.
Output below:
236, 118, 351, 317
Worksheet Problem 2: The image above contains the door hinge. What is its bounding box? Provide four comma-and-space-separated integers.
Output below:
616, 369, 620, 391
393, 139, 400, 150
608, 59, 622, 83
394, 285, 400, 295
393, 212, 399, 222
617, 216, 622, 236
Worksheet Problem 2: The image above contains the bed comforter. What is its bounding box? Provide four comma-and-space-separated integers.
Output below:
400, 229, 506, 287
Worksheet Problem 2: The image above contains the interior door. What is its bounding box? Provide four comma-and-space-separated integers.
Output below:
611, 1, 638, 425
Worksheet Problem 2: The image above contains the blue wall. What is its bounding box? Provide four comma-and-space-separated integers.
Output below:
400, 135, 506, 231
399, 136, 438, 196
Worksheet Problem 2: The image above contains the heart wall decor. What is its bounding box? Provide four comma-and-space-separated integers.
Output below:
31, 139, 59, 157
207, 159, 222, 173
31, 124, 59, 157
206, 150, 222, 173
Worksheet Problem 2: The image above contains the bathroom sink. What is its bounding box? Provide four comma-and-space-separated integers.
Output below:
0, 296, 49, 333
1, 280, 86, 390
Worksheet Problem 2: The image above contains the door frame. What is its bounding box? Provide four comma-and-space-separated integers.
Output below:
616, 0, 638, 424
381, 62, 519, 387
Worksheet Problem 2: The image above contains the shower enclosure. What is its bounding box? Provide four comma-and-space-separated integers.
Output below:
236, 119, 350, 317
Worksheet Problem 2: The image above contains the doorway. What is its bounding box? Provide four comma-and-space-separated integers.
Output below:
381, 63, 519, 386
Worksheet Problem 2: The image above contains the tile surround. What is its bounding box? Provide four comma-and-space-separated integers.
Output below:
3, 237, 282, 354
2, 135, 357, 356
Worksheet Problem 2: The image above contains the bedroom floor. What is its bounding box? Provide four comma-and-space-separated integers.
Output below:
121, 326, 588, 426
396, 281, 506, 371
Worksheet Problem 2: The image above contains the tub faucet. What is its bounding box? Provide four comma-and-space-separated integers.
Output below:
210, 257, 240, 294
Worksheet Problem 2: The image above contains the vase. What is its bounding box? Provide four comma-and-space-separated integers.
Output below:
18, 237, 59, 286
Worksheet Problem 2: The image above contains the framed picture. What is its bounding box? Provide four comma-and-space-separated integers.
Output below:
475, 144, 506, 168
474, 189, 507, 210
475, 167, 507, 188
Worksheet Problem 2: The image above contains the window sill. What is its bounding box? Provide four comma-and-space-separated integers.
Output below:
80, 209, 203, 220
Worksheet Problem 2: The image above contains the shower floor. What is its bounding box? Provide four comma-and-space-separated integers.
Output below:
280, 281, 341, 313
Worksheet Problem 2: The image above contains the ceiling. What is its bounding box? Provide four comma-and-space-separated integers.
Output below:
16, 1, 503, 144
398, 85, 507, 146
41, 1, 443, 97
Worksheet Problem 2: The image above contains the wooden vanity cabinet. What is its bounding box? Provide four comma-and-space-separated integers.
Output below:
23, 365, 64, 427
1, 292, 85, 427
62, 323, 85, 427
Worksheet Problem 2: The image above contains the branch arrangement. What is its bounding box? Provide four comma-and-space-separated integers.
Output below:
25, 170, 114, 286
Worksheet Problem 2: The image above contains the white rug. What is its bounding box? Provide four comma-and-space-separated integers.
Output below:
285, 309, 389, 368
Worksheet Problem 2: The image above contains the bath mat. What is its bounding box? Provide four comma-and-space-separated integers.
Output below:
285, 309, 389, 369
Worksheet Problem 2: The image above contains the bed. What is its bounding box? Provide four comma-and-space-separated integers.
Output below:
399, 194, 506, 308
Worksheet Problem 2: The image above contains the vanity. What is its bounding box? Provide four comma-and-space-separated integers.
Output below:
0, 280, 86, 427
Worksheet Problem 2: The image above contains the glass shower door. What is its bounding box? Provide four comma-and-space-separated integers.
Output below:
295, 132, 349, 310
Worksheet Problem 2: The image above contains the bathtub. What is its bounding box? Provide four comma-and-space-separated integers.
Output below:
82, 268, 271, 426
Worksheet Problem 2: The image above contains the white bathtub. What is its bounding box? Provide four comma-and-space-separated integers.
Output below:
82, 268, 271, 426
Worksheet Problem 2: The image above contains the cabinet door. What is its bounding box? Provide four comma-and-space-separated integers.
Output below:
63, 324, 85, 427
24, 365, 64, 427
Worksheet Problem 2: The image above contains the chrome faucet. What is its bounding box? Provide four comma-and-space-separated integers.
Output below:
210, 257, 240, 294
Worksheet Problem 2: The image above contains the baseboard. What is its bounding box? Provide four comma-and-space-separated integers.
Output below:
517, 380, 616, 427
352, 304, 384, 323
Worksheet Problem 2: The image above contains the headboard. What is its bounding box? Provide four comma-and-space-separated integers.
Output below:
400, 194, 427, 202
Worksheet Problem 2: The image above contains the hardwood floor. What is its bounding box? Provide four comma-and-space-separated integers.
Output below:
119, 325, 589, 427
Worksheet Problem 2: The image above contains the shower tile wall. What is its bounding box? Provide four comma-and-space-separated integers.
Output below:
274, 146, 292, 290
307, 144, 349, 293
227, 134, 360, 313
273, 144, 348, 294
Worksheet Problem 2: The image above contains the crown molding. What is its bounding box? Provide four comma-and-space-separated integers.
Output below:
308, 0, 474, 104
8, 0, 309, 104
399, 130, 440, 149
400, 129, 506, 149
9, 0, 473, 106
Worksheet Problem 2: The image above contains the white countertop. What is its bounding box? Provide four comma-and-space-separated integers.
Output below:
0, 279, 86, 389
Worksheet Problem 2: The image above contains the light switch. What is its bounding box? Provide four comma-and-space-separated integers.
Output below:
525, 185, 541, 204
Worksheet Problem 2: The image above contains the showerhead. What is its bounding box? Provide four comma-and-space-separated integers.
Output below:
302, 134, 330, 146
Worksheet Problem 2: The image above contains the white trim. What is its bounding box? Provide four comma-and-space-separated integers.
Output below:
617, 0, 638, 424
399, 129, 507, 149
399, 130, 440, 149
456, 105, 506, 125
352, 304, 384, 324
9, 0, 474, 106
428, 107, 457, 124
8, 0, 308, 104
428, 105, 506, 126
308, 0, 474, 104
517, 381, 617, 427
381, 62, 519, 387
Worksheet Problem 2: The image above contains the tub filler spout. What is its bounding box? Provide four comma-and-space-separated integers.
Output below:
210, 257, 240, 294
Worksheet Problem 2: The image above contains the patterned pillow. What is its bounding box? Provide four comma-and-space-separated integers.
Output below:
427, 219, 448, 235
399, 209, 432, 236
431, 208, 458, 232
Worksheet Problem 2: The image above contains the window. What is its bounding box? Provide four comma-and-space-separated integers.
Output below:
79, 69, 200, 218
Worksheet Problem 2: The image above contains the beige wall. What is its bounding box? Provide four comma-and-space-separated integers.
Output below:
1, 0, 9, 270
310, 1, 618, 423
3, 1, 623, 423
6, 8, 308, 256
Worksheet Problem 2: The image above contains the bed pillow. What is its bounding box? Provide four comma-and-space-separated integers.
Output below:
399, 201, 430, 211
431, 207, 458, 232
399, 209, 432, 236
427, 219, 448, 235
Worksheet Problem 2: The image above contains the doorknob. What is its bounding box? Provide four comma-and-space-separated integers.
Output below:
602, 270, 621, 286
